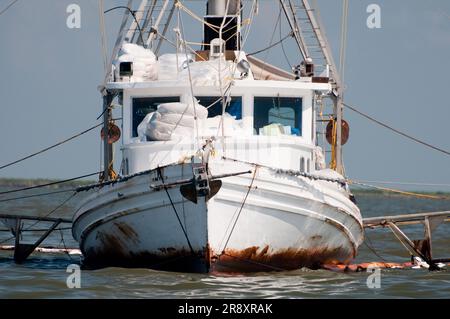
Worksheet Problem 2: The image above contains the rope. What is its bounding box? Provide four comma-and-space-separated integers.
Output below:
363, 232, 388, 262
98, 0, 108, 73
339, 0, 349, 86
0, 227, 72, 232
246, 31, 294, 56
222, 156, 347, 185
0, 172, 100, 196
0, 189, 77, 203
0, 123, 103, 171
0, 0, 18, 17
352, 179, 450, 188
217, 0, 232, 155
175, 1, 221, 32
349, 180, 449, 200
156, 167, 195, 255
344, 102, 450, 157
104, 6, 146, 48
59, 228, 75, 263
257, 7, 282, 79
280, 12, 292, 70
24, 192, 77, 230
240, 0, 258, 50
178, 8, 200, 148
219, 166, 258, 256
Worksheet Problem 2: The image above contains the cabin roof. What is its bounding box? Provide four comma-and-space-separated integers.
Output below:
105, 78, 332, 92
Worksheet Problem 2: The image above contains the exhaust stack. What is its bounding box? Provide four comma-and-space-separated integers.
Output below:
204, 0, 241, 51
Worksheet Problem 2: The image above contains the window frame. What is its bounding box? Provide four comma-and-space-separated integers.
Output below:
252, 95, 303, 136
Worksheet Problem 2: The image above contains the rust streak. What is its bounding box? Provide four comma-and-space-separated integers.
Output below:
114, 222, 140, 244
212, 245, 352, 272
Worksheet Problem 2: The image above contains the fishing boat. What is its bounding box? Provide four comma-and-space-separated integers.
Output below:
71, 0, 364, 273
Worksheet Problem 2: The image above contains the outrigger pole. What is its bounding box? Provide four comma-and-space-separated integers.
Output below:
363, 211, 450, 270
0, 214, 72, 263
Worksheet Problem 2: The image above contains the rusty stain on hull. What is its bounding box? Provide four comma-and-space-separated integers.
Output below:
83, 245, 208, 272
114, 222, 140, 244
211, 245, 353, 273
85, 221, 353, 273
83, 234, 353, 272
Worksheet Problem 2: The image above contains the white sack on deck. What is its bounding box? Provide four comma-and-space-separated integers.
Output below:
137, 112, 155, 142
177, 60, 234, 86
145, 102, 208, 141
120, 43, 156, 60
157, 102, 208, 119
158, 53, 193, 80
113, 43, 158, 82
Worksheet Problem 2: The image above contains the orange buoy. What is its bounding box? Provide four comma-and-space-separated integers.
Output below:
326, 119, 350, 145
101, 123, 121, 144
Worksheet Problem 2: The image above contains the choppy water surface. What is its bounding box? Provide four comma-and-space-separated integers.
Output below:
1, 188, 449, 298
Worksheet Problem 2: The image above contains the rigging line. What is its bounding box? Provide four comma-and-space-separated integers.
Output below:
0, 227, 72, 232
104, 6, 146, 48
258, 6, 282, 79
240, 0, 257, 49
219, 166, 258, 256
155, 29, 224, 74
25, 192, 77, 230
279, 11, 292, 70
351, 179, 450, 188
344, 102, 450, 157
59, 228, 74, 263
338, 0, 349, 87
0, 0, 18, 17
178, 8, 200, 147
218, 0, 232, 155
0, 189, 77, 204
363, 232, 388, 262
98, 0, 108, 73
349, 180, 449, 200
0, 172, 101, 196
175, 1, 220, 32
246, 31, 293, 56
156, 167, 195, 255
0, 123, 103, 171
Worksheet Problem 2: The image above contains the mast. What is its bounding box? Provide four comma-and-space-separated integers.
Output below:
102, 93, 114, 181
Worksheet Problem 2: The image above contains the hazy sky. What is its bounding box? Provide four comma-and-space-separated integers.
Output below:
0, 0, 449, 191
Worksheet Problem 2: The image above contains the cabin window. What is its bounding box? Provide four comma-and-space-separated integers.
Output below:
132, 96, 180, 137
300, 157, 305, 172
253, 97, 302, 136
195, 96, 242, 119
307, 159, 310, 173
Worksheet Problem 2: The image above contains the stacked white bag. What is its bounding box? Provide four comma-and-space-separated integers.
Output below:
146, 102, 208, 141
114, 43, 158, 82
158, 53, 193, 80
177, 59, 233, 86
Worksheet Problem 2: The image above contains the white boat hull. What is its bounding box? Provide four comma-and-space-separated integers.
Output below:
72, 160, 363, 273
